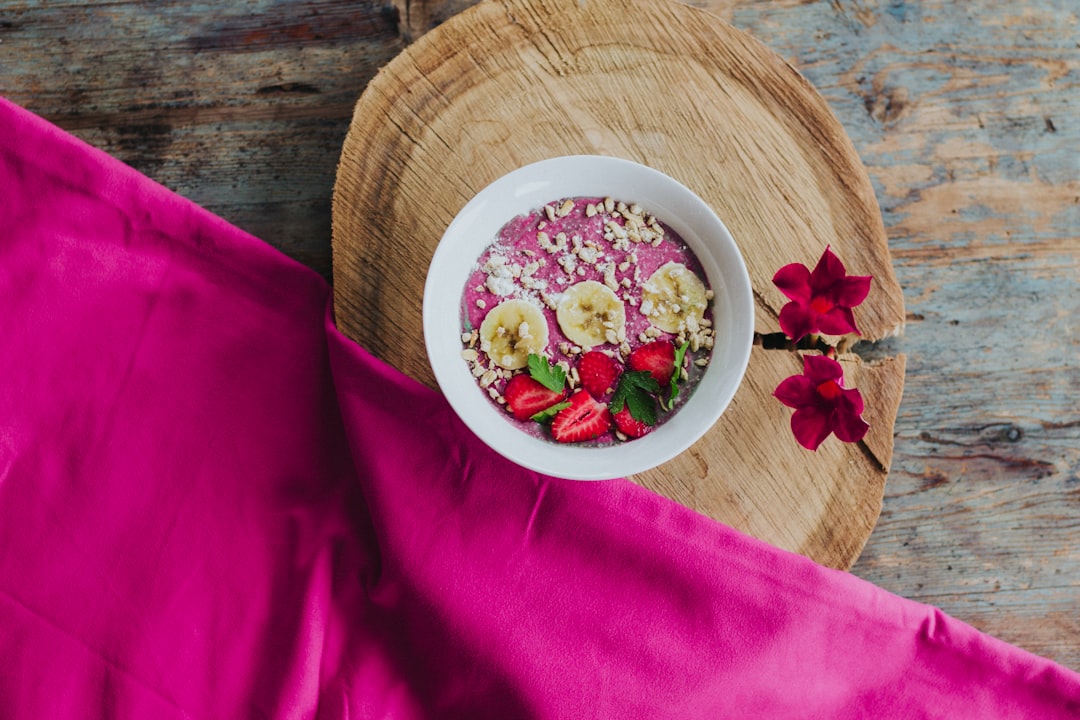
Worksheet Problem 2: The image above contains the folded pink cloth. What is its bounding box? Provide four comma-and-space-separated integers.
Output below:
1, 96, 1077, 719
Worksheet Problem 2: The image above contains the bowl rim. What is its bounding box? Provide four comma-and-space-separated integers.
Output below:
423, 154, 754, 480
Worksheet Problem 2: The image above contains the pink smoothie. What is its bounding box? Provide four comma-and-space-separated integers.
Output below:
460, 196, 716, 443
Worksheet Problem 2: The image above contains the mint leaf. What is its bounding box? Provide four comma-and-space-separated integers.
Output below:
666, 341, 691, 409
530, 400, 571, 424
611, 370, 660, 425
527, 353, 566, 393
626, 389, 658, 426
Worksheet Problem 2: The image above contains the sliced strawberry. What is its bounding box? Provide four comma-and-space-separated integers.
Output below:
613, 405, 653, 439
578, 351, 621, 399
550, 390, 612, 443
628, 339, 677, 386
504, 373, 566, 421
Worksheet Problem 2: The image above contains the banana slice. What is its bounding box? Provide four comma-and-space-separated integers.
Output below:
478, 298, 549, 370
640, 262, 709, 334
556, 280, 626, 348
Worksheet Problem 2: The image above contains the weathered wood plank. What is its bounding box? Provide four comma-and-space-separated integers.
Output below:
727, 0, 1080, 669
1, 0, 403, 276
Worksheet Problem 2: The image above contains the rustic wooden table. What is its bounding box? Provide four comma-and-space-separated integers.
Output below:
3, 0, 1076, 670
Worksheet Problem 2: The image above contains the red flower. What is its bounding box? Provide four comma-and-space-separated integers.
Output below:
774, 354, 869, 451
773, 246, 871, 342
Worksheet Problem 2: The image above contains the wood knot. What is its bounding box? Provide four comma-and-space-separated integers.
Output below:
864, 86, 911, 126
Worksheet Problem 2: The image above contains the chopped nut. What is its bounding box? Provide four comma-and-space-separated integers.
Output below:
578, 246, 599, 264
586, 203, 597, 217
544, 204, 556, 222
461, 332, 473, 344
604, 329, 619, 345
694, 357, 709, 367
557, 199, 575, 217
476, 299, 486, 309
480, 370, 497, 387
461, 349, 479, 362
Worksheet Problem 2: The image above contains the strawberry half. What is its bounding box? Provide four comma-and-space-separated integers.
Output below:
578, 351, 622, 399
613, 405, 653, 439
628, 339, 677, 386
504, 374, 566, 421
550, 390, 612, 443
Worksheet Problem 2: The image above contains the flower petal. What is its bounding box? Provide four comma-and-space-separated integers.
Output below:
778, 301, 815, 342
838, 386, 865, 416
772, 263, 812, 303
836, 274, 872, 308
833, 407, 870, 443
773, 375, 817, 409
791, 407, 834, 451
817, 306, 860, 336
809, 246, 847, 292
802, 354, 844, 385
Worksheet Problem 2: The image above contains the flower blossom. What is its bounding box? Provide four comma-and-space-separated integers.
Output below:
773, 246, 872, 342
773, 354, 869, 451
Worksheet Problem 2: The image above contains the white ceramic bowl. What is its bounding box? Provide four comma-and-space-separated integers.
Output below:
423, 155, 754, 480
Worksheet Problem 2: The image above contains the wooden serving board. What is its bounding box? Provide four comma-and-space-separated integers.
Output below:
331, 0, 907, 570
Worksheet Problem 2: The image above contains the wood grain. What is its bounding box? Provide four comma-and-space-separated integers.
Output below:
331, 0, 906, 570
2, 0, 1075, 670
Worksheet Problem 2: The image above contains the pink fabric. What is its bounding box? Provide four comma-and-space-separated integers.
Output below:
1, 96, 1077, 719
